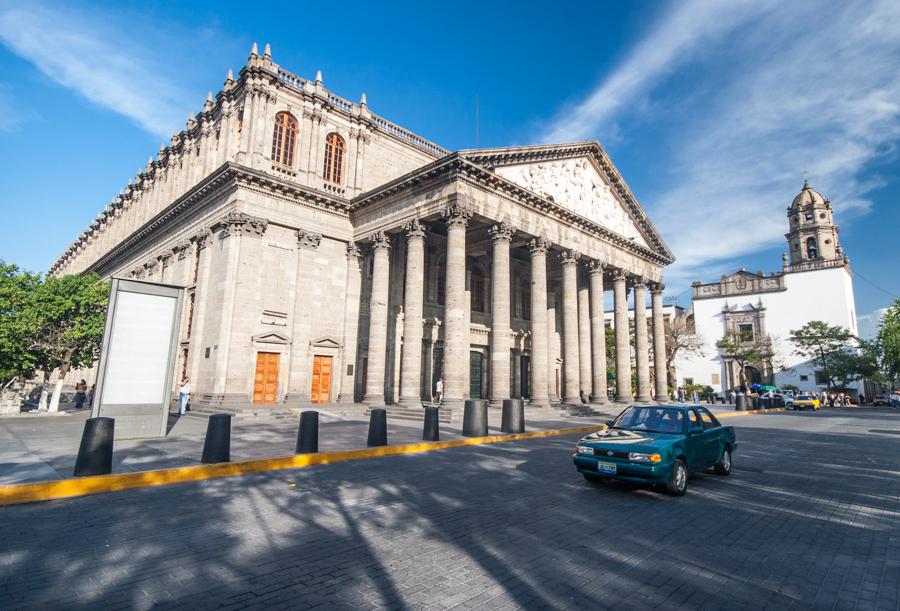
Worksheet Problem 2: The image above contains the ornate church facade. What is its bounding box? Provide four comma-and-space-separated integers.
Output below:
52, 45, 674, 411
676, 181, 862, 396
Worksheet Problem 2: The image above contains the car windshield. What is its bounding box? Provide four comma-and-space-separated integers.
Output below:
613, 406, 685, 434
797, 395, 812, 400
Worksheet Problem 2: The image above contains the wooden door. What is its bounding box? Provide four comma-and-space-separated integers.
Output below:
310, 355, 333, 403
253, 352, 279, 404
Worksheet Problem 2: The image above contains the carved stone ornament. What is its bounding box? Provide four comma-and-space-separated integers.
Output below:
219, 212, 268, 238
558, 250, 581, 265
442, 202, 472, 227
369, 230, 391, 250
650, 282, 666, 295
528, 236, 551, 255
587, 259, 605, 275
191, 229, 213, 250
297, 228, 323, 250
632, 276, 647, 290
612, 267, 628, 282
346, 241, 361, 259
157, 253, 173, 268
143, 260, 158, 275
404, 218, 428, 240
172, 241, 191, 259
489, 221, 515, 243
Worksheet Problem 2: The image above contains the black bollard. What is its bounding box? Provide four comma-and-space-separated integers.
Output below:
752, 396, 761, 411
295, 410, 319, 454
73, 417, 115, 477
501, 399, 525, 434
423, 406, 440, 441
735, 395, 746, 411
367, 408, 387, 447
201, 414, 232, 464
462, 399, 489, 437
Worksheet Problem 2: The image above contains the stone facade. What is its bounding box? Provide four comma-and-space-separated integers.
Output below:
51, 45, 675, 410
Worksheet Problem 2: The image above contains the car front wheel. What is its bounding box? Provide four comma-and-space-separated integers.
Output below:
714, 448, 732, 475
665, 459, 688, 496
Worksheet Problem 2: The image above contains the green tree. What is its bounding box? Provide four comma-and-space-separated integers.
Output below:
789, 321, 854, 390
716, 331, 765, 389
0, 261, 42, 387
28, 273, 109, 411
877, 299, 900, 384
664, 314, 705, 388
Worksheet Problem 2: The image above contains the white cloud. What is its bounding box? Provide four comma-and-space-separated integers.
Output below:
0, 83, 27, 131
0, 3, 204, 138
539, 0, 900, 295
857, 307, 888, 340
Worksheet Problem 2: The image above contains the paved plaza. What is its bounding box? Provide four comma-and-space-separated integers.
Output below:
1, 407, 899, 610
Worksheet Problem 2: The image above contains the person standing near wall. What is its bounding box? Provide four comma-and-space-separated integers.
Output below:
178, 377, 190, 416
74, 379, 87, 410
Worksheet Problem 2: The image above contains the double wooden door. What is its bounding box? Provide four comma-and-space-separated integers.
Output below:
253, 352, 279, 404
310, 355, 333, 403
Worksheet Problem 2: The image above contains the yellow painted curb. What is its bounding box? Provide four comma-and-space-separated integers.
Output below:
0, 425, 604, 507
717, 407, 786, 419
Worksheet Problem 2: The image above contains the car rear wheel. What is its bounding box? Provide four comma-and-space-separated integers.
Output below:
714, 448, 732, 475
665, 460, 688, 496
583, 472, 605, 485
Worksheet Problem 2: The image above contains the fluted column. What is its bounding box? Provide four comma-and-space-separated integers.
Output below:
398, 220, 427, 405
363, 232, 391, 406
577, 271, 592, 400
588, 261, 608, 404
651, 283, 669, 403
340, 243, 363, 403
559, 250, 581, 404
613, 269, 633, 403
633, 278, 652, 403
442, 203, 472, 408
489, 222, 514, 405
528, 237, 551, 407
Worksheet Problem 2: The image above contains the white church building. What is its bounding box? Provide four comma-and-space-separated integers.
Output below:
675, 181, 861, 396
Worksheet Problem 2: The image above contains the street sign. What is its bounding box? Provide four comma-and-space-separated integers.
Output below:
91, 279, 184, 439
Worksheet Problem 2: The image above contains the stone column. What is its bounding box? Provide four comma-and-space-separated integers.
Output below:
398, 220, 427, 405
559, 250, 581, 404
577, 271, 592, 399
363, 231, 391, 406
633, 278, 652, 403
441, 203, 471, 408
528, 237, 551, 408
489, 222, 514, 405
613, 269, 633, 403
651, 283, 669, 403
588, 261, 608, 404
339, 242, 362, 403
286, 228, 323, 405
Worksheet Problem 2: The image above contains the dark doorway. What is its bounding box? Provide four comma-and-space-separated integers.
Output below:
520, 355, 531, 399
469, 351, 483, 399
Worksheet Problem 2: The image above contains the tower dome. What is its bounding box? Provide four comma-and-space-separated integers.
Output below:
790, 179, 827, 210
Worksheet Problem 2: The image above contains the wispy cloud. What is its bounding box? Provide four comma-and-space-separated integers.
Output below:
0, 83, 27, 131
540, 0, 900, 293
857, 307, 889, 339
0, 2, 217, 139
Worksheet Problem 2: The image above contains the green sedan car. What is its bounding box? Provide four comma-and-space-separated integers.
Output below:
573, 404, 737, 496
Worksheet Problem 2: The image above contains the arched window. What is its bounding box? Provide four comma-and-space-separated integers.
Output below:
471, 265, 486, 313
323, 132, 345, 184
271, 112, 298, 167
806, 237, 818, 260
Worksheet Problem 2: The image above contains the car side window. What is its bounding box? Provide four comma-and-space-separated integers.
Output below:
688, 410, 702, 431
698, 408, 719, 430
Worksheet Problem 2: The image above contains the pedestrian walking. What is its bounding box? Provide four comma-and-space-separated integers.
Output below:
74, 379, 87, 409
858, 393, 865, 405
178, 377, 190, 415
435, 376, 444, 404
691, 389, 699, 405
88, 383, 95, 409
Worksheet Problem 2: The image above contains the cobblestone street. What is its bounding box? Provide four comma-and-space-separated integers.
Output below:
2, 407, 899, 610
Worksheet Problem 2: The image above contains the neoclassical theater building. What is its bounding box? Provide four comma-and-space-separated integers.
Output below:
51, 45, 674, 411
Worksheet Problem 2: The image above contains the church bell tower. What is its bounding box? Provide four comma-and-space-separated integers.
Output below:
784, 180, 842, 266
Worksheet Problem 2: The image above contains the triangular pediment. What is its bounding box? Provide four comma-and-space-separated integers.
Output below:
459, 143, 673, 261
311, 336, 342, 349
252, 331, 290, 344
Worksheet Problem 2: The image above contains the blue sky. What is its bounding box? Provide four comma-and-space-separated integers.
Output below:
1, 0, 898, 337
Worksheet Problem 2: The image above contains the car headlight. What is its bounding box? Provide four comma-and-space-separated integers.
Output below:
629, 452, 662, 463
577, 445, 594, 455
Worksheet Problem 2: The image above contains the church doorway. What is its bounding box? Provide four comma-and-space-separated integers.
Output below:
520, 356, 531, 399
252, 352, 279, 404
469, 352, 483, 399
310, 355, 333, 403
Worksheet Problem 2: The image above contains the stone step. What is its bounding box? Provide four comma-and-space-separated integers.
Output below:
367, 405, 453, 424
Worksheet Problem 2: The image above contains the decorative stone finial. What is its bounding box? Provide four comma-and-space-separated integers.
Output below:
360, 92, 367, 106
204, 91, 214, 111
315, 70, 323, 84
250, 42, 258, 56
263, 43, 271, 58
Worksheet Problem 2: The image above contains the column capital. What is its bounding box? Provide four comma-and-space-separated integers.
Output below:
631, 276, 647, 290
650, 282, 666, 295
528, 235, 551, 255
190, 228, 213, 250
558, 250, 581, 265
489, 221, 515, 243
587, 259, 605, 275
404, 218, 428, 239
611, 267, 628, 282
369, 230, 391, 251
215, 212, 268, 239
346, 241, 361, 259
297, 228, 322, 250
442, 202, 472, 227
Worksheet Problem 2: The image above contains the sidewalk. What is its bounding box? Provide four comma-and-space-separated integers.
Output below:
0, 406, 617, 486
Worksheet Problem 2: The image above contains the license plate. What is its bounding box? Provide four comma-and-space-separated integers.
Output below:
596, 461, 617, 475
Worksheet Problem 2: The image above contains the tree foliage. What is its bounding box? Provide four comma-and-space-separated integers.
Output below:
0, 262, 42, 384
877, 299, 900, 383
665, 314, 705, 387
715, 331, 765, 389
789, 321, 854, 389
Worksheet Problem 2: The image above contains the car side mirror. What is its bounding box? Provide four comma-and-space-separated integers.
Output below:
605, 420, 614, 427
